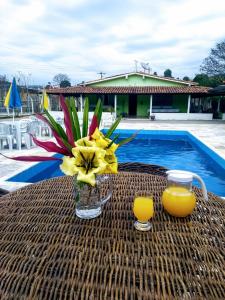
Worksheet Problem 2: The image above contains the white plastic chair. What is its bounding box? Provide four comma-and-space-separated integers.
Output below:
13, 120, 31, 150
0, 123, 13, 151
27, 121, 41, 147
29, 116, 38, 122
27, 117, 51, 137
38, 120, 52, 137
102, 113, 115, 128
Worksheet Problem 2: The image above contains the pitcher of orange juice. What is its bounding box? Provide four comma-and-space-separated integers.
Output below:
162, 170, 208, 217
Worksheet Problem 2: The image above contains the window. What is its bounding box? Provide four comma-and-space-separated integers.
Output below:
153, 94, 173, 106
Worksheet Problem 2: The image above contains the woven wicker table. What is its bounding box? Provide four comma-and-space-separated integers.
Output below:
0, 172, 224, 299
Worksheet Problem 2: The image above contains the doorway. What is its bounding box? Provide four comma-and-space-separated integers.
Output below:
129, 94, 137, 116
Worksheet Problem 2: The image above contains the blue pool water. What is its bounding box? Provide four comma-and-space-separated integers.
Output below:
8, 130, 225, 196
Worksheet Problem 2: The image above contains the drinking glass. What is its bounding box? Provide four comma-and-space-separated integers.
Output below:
133, 194, 154, 231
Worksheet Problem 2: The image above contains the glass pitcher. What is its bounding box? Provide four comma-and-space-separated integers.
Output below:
162, 170, 208, 217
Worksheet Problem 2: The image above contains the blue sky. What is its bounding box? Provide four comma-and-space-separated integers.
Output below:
0, 0, 225, 85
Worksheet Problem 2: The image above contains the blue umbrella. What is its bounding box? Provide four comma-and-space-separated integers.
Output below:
4, 77, 22, 122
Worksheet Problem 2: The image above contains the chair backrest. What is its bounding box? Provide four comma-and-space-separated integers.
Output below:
27, 121, 40, 136
0, 123, 11, 136
20, 118, 32, 123
101, 113, 115, 125
29, 116, 38, 121
19, 120, 30, 133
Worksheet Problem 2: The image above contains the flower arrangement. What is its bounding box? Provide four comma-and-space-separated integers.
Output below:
3, 95, 136, 187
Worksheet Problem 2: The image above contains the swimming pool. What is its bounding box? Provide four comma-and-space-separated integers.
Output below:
8, 130, 225, 196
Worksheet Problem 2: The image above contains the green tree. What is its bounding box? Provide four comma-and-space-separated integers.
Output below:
45, 82, 52, 89
164, 69, 172, 77
200, 40, 225, 76
53, 73, 71, 87
183, 76, 190, 81
193, 73, 225, 87
208, 75, 225, 87
193, 74, 210, 86
60, 80, 71, 88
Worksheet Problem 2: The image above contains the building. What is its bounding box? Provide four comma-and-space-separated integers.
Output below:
209, 83, 225, 120
47, 72, 213, 120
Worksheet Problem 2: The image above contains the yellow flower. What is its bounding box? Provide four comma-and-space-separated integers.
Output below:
105, 139, 118, 155
60, 156, 77, 176
75, 136, 94, 147
92, 128, 108, 148
103, 153, 118, 174
60, 129, 119, 183
91, 128, 104, 140
72, 146, 107, 186
92, 128, 118, 154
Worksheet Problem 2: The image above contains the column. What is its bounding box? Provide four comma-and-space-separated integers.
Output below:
187, 95, 191, 114
114, 94, 117, 118
218, 98, 221, 112
149, 94, 153, 116
73, 97, 77, 110
80, 94, 83, 112
48, 96, 51, 111
31, 97, 34, 114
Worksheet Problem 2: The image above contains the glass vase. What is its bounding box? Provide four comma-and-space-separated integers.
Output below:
74, 175, 112, 219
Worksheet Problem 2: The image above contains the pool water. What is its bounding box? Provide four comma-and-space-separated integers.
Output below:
117, 138, 225, 195
8, 130, 225, 196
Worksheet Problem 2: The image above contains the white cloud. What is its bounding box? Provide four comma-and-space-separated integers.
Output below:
0, 0, 225, 84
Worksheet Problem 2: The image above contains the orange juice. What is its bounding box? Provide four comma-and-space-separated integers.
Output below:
162, 186, 196, 217
133, 196, 154, 222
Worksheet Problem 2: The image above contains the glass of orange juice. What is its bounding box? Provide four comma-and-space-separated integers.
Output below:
133, 194, 154, 231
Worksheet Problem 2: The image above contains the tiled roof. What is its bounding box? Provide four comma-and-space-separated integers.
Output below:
80, 72, 198, 86
47, 86, 211, 95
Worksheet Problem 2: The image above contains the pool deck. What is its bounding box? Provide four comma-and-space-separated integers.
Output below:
1, 120, 225, 192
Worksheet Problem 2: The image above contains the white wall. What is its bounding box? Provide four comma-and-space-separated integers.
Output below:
48, 111, 114, 121
153, 113, 213, 120
48, 111, 64, 118
50, 111, 213, 121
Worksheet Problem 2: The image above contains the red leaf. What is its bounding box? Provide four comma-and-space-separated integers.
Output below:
52, 131, 70, 152
31, 135, 70, 155
89, 115, 98, 136
36, 113, 70, 152
59, 94, 75, 147
0, 153, 62, 162
36, 113, 51, 126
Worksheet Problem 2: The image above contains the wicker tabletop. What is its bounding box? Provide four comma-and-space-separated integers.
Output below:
0, 172, 225, 299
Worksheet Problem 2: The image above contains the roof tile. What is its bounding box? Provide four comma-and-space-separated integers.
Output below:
47, 86, 211, 95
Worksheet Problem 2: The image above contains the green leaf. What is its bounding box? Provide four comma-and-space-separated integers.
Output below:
82, 97, 89, 137
118, 130, 141, 146
106, 134, 120, 149
105, 116, 122, 138
61, 137, 73, 150
56, 123, 69, 140
43, 109, 58, 132
65, 98, 76, 141
44, 109, 68, 141
94, 98, 102, 125
70, 98, 81, 140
